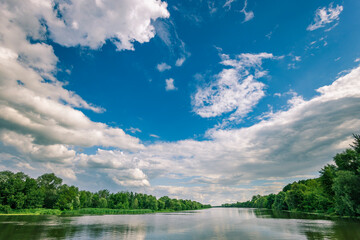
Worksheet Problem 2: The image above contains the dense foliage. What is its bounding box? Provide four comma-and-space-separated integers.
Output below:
222, 134, 360, 217
0, 172, 210, 213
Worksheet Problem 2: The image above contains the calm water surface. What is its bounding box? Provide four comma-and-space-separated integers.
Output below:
0, 208, 359, 240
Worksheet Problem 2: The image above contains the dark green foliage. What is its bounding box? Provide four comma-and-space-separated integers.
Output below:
0, 170, 210, 214
222, 134, 360, 217
319, 164, 336, 197
272, 192, 288, 211
37, 173, 62, 209
333, 171, 360, 216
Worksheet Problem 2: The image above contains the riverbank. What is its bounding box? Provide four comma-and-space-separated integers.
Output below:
0, 208, 184, 216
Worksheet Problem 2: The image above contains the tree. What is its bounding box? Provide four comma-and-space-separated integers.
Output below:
272, 192, 288, 211
98, 198, 108, 208
334, 149, 360, 173
79, 191, 92, 208
285, 182, 306, 211
319, 164, 336, 198
350, 133, 360, 153
265, 194, 276, 209
56, 185, 79, 210
37, 173, 62, 209
333, 170, 360, 216
131, 198, 139, 209
24, 178, 45, 208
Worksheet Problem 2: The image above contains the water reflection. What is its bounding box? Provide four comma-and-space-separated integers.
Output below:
0, 208, 359, 240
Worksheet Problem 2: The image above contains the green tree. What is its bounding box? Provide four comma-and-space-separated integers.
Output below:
37, 173, 62, 209
98, 198, 108, 208
333, 170, 360, 216
131, 198, 139, 209
272, 192, 288, 211
56, 185, 79, 210
319, 164, 336, 198
24, 178, 45, 208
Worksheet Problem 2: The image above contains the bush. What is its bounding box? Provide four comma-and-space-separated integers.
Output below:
0, 204, 12, 213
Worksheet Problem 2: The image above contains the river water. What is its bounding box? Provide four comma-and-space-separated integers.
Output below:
0, 208, 359, 239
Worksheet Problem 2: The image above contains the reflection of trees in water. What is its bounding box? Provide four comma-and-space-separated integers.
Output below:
0, 215, 147, 240
45, 219, 147, 240
252, 209, 360, 240
253, 208, 331, 220
0, 215, 71, 240
1, 210, 360, 240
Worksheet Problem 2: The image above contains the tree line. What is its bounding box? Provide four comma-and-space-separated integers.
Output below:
222, 134, 360, 217
0, 171, 211, 213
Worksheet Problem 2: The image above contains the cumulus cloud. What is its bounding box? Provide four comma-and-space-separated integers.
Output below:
98, 65, 360, 204
76, 148, 153, 187
48, 0, 169, 50
192, 53, 275, 120
47, 65, 360, 203
111, 169, 150, 187
0, 0, 170, 164
307, 3, 343, 31
156, 62, 172, 72
165, 78, 177, 91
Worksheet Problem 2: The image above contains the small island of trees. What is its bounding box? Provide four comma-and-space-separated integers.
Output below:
222, 134, 360, 217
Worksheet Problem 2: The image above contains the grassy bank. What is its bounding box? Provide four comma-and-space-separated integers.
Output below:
0, 208, 62, 215
0, 208, 183, 216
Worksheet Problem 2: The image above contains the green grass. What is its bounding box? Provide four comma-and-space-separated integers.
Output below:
0, 208, 62, 215
0, 208, 183, 216
61, 208, 155, 215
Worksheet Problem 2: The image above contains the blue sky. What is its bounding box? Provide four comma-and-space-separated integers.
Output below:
1, 0, 360, 205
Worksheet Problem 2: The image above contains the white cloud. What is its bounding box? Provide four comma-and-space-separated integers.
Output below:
0, 130, 76, 163
0, 0, 168, 164
223, 0, 236, 9
111, 169, 150, 187
192, 53, 275, 120
98, 65, 360, 204
307, 3, 343, 31
16, 162, 35, 170
240, 0, 254, 23
175, 57, 186, 67
45, 163, 77, 180
79, 149, 140, 170
165, 78, 177, 91
48, 0, 169, 50
154, 19, 190, 64
150, 134, 160, 138
208, 1, 217, 14
156, 62, 172, 72
66, 63, 360, 203
127, 127, 142, 134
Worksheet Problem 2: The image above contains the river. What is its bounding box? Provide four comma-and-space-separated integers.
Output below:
0, 208, 359, 239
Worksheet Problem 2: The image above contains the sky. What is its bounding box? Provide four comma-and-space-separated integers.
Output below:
0, 0, 360, 205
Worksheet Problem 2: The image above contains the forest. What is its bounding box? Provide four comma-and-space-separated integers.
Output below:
222, 134, 360, 217
0, 171, 211, 214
